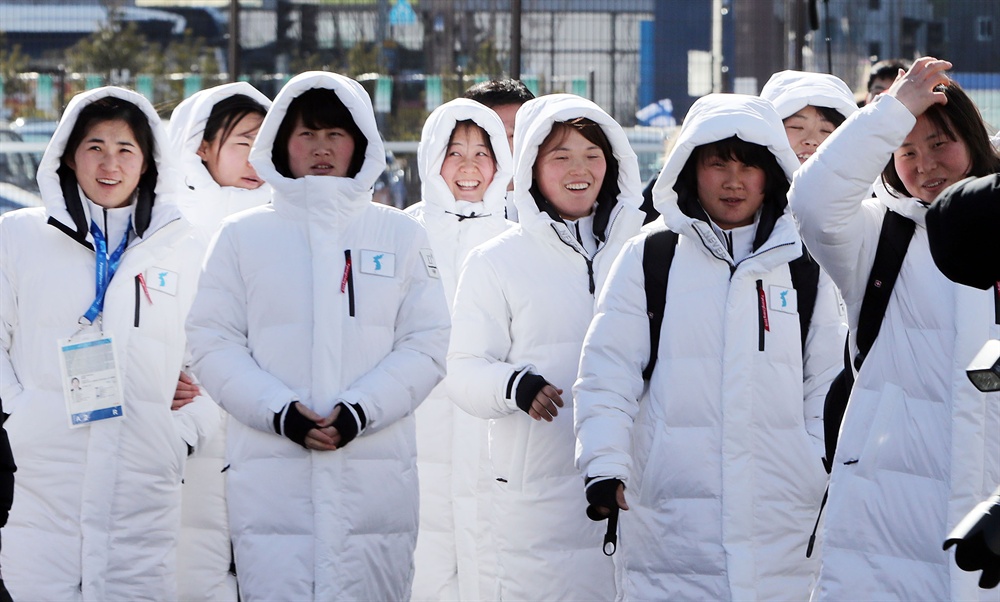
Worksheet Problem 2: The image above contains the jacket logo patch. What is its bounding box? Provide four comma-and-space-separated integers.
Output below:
146, 268, 178, 296
769, 285, 797, 314
420, 248, 440, 279
360, 250, 395, 277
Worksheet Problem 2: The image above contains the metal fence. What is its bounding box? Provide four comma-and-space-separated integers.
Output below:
2, 0, 999, 204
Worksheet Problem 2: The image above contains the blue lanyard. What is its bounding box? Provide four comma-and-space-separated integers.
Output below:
82, 218, 131, 324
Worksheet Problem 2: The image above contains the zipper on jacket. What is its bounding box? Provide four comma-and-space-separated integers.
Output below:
549, 223, 597, 294
342, 250, 355, 317
756, 279, 767, 351
133, 275, 141, 327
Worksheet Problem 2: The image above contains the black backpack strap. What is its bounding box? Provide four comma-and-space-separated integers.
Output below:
821, 209, 915, 473
642, 229, 679, 381
788, 248, 821, 353
854, 209, 917, 368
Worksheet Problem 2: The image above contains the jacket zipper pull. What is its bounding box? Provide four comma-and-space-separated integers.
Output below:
756, 279, 768, 351
343, 250, 355, 317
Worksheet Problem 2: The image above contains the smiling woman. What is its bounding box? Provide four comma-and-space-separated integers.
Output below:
58, 97, 156, 212
0, 87, 210, 600
788, 58, 1000, 600
65, 120, 147, 209
531, 118, 615, 221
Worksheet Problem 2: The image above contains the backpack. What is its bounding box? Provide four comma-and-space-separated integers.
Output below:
641, 228, 820, 381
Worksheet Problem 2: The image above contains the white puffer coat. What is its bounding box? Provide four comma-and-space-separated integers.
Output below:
167, 81, 272, 602
407, 99, 513, 601
574, 94, 842, 601
790, 93, 1000, 601
0, 86, 210, 601
185, 71, 450, 602
446, 94, 645, 601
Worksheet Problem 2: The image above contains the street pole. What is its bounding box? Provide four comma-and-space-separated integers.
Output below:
511, 0, 521, 79
711, 0, 722, 93
228, 0, 240, 82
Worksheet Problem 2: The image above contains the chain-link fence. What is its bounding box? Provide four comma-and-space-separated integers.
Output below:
2, 0, 998, 203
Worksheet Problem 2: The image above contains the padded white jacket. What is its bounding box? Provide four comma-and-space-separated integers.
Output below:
407, 98, 512, 601
446, 94, 645, 601
186, 72, 450, 602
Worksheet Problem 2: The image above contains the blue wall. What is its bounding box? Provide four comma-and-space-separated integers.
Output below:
654, 0, 712, 121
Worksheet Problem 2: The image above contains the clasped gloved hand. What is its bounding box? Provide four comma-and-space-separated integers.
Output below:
943, 486, 1000, 589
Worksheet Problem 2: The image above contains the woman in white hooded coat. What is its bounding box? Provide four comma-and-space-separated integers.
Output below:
185, 71, 450, 601
167, 81, 271, 602
573, 93, 842, 601
446, 94, 645, 600
789, 57, 1000, 601
0, 86, 211, 600
759, 69, 857, 166
407, 99, 513, 601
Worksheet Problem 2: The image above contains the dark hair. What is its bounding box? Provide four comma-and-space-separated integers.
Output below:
674, 136, 789, 247
272, 88, 368, 178
203, 93, 267, 152
866, 59, 911, 92
882, 81, 1000, 198
816, 105, 847, 128
530, 117, 620, 240
448, 120, 497, 168
463, 78, 535, 108
785, 105, 846, 129
58, 95, 159, 236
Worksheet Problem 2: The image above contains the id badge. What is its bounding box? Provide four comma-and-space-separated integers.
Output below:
58, 332, 125, 428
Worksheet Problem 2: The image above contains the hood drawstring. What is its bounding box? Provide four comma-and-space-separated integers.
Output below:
445, 211, 490, 222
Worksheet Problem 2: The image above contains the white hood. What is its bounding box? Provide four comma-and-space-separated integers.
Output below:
416, 98, 512, 217
651, 93, 801, 225
167, 82, 272, 232
249, 71, 386, 218
511, 93, 643, 229
760, 70, 858, 121
37, 85, 184, 242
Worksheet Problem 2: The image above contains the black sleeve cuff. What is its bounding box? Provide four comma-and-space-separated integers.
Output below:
514, 372, 547, 414
585, 477, 624, 521
331, 402, 366, 447
276, 402, 316, 448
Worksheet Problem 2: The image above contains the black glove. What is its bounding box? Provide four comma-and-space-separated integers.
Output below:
329, 402, 367, 448
273, 402, 319, 448
514, 372, 547, 415
586, 477, 624, 521
585, 477, 624, 556
0, 426, 15, 528
944, 486, 1000, 589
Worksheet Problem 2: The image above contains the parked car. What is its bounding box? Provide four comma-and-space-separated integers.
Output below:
9, 118, 59, 144
0, 141, 43, 193
0, 127, 24, 143
0, 182, 43, 214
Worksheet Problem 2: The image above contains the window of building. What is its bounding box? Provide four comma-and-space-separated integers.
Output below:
976, 16, 994, 42
869, 0, 880, 10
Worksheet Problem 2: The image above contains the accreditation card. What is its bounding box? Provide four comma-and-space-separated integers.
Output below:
58, 332, 125, 428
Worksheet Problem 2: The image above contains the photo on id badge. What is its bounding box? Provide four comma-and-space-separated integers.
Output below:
59, 332, 126, 427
